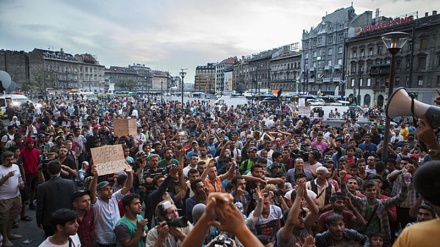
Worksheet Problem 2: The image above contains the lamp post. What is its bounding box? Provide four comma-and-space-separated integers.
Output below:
179, 69, 187, 109
381, 31, 410, 162
161, 80, 163, 103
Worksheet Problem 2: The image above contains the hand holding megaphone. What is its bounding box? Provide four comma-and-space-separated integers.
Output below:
387, 87, 440, 129
434, 89, 440, 106
416, 114, 440, 150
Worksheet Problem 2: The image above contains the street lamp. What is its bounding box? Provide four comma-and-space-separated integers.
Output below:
161, 80, 163, 103
381, 31, 410, 162
179, 69, 187, 109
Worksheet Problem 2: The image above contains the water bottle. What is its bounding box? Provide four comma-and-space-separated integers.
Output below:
402, 168, 411, 186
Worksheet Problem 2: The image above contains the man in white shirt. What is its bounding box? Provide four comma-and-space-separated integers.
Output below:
90, 164, 133, 246
38, 208, 82, 247
0, 151, 24, 247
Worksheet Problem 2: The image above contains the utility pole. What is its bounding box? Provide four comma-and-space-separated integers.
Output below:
179, 68, 188, 109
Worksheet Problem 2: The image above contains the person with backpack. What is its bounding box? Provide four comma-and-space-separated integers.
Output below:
306, 166, 336, 212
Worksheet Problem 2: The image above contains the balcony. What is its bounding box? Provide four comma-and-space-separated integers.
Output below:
322, 77, 331, 83
334, 65, 341, 69
369, 64, 390, 77
372, 84, 386, 90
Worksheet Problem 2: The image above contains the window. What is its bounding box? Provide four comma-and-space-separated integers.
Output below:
313, 51, 317, 57
395, 77, 400, 86
418, 56, 427, 70
368, 47, 373, 56
328, 60, 332, 66
396, 59, 401, 69
406, 77, 410, 87
367, 78, 371, 86
420, 37, 427, 49
317, 37, 322, 46
360, 49, 365, 57
338, 59, 342, 65
352, 49, 357, 58
360, 79, 363, 87
305, 53, 309, 59
338, 33, 344, 42
338, 46, 343, 54
313, 62, 316, 68
328, 48, 333, 56
377, 45, 382, 55
418, 76, 423, 86
328, 35, 334, 44
437, 76, 440, 86
351, 64, 356, 73
351, 78, 355, 87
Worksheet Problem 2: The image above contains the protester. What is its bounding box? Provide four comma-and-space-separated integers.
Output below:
3, 90, 440, 247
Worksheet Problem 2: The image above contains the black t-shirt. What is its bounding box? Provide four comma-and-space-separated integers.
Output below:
60, 157, 76, 180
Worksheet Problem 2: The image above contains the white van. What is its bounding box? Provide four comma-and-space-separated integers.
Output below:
0, 94, 33, 118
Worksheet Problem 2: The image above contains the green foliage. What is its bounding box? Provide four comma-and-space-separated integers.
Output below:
115, 79, 137, 91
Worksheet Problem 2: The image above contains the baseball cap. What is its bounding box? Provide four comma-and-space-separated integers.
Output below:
410, 153, 419, 160
96, 181, 110, 191
136, 151, 147, 159
72, 190, 91, 201
248, 147, 257, 153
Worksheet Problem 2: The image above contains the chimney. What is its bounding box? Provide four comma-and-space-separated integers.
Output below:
433, 11, 438, 15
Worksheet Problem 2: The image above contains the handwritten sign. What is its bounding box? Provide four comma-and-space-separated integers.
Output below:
114, 119, 138, 136
91, 144, 127, 176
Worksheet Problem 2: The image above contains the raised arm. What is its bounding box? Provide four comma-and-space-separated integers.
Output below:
278, 180, 304, 239
90, 164, 98, 204
121, 164, 134, 195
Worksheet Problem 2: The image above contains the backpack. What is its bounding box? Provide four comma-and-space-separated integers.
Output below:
310, 181, 332, 206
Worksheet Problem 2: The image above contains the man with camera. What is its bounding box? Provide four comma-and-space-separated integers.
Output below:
146, 200, 193, 247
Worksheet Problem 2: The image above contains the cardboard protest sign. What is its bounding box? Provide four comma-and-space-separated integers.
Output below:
114, 119, 138, 136
91, 144, 127, 176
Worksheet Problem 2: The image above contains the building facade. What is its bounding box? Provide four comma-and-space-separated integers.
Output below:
1, 48, 106, 93
194, 63, 216, 93
270, 48, 302, 93
301, 6, 372, 96
346, 10, 440, 106
215, 57, 237, 94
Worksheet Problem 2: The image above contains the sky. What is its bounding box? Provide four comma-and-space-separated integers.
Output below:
0, 0, 435, 83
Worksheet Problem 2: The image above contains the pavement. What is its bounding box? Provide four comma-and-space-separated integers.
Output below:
8, 203, 45, 247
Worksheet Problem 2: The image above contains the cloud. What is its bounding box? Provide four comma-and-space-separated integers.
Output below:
0, 0, 435, 83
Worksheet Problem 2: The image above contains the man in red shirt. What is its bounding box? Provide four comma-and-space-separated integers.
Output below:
72, 190, 95, 246
19, 137, 40, 210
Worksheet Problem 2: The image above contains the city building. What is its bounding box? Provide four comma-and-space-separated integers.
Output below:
194, 63, 216, 93
248, 49, 277, 93
232, 56, 250, 93
1, 48, 106, 93
270, 44, 302, 93
301, 5, 372, 97
215, 57, 237, 94
105, 66, 140, 93
346, 10, 440, 106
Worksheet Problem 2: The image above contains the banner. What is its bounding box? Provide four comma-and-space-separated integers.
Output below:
91, 144, 127, 176
114, 119, 137, 136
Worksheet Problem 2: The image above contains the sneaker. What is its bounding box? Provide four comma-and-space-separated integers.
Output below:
29, 203, 36, 210
8, 234, 23, 240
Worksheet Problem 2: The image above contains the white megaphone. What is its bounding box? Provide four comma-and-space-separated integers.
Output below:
387, 87, 440, 129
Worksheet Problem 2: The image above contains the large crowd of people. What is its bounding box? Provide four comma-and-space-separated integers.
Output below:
0, 93, 439, 247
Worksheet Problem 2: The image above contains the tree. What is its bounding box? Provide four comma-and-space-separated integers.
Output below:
32, 69, 58, 92
115, 79, 137, 91
235, 83, 247, 94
